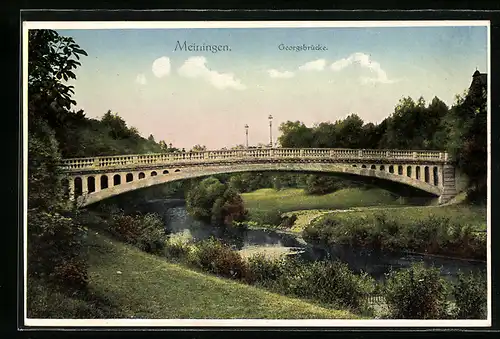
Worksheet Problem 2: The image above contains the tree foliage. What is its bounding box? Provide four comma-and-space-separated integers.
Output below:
186, 177, 247, 226
276, 77, 486, 202
28, 29, 89, 290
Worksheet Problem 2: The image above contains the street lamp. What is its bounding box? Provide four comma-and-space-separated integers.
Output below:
244, 124, 249, 148
268, 114, 273, 148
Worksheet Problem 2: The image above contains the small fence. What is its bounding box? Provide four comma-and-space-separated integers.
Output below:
365, 294, 386, 305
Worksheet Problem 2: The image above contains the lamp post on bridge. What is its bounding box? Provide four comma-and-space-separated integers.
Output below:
244, 124, 249, 148
268, 114, 273, 148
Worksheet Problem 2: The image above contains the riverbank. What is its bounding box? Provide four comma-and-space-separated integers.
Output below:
29, 230, 360, 319
303, 204, 486, 261
279, 204, 486, 234
85, 231, 360, 319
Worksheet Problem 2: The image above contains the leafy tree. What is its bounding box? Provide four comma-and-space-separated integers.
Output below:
28, 29, 88, 130
186, 177, 247, 226
190, 144, 207, 152
101, 110, 134, 140
278, 121, 314, 148
334, 114, 364, 148
445, 73, 487, 202
27, 29, 89, 290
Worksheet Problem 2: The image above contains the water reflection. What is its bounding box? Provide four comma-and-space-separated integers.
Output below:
141, 199, 486, 282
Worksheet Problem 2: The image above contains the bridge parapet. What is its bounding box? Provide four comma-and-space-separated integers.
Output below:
60, 148, 448, 172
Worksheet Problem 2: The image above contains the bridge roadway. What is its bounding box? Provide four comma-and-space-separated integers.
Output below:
59, 148, 457, 206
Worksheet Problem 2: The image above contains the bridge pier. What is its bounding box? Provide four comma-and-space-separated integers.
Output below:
81, 175, 88, 196
68, 177, 75, 201
440, 164, 457, 204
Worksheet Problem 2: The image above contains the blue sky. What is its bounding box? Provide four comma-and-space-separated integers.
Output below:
55, 25, 488, 150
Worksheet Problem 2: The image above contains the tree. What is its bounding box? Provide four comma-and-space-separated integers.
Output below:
147, 134, 156, 143
278, 121, 314, 148
186, 177, 247, 226
190, 144, 207, 152
101, 110, 133, 139
445, 75, 487, 203
335, 114, 364, 148
28, 29, 88, 129
28, 29, 89, 289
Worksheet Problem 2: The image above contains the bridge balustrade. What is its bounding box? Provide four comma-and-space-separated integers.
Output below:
60, 148, 449, 171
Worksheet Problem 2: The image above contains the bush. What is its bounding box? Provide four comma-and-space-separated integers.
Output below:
28, 209, 88, 289
299, 261, 375, 311
246, 253, 287, 286
27, 277, 120, 318
53, 259, 89, 290
302, 212, 486, 260
164, 230, 194, 260
190, 237, 250, 280
280, 214, 297, 228
452, 270, 487, 319
250, 210, 283, 228
384, 263, 449, 319
108, 213, 165, 254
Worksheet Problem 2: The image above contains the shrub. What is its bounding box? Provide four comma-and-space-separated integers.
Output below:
280, 214, 298, 228
28, 209, 88, 289
164, 230, 194, 260
107, 213, 165, 254
53, 259, 89, 290
27, 277, 120, 318
246, 253, 286, 286
191, 237, 250, 280
299, 260, 375, 311
251, 210, 283, 228
135, 213, 166, 254
452, 270, 487, 319
384, 263, 449, 319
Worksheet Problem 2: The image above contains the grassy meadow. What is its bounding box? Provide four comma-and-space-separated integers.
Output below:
29, 231, 359, 319
242, 187, 404, 213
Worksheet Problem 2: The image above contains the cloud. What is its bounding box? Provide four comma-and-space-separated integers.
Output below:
267, 69, 295, 79
298, 59, 326, 71
330, 52, 397, 84
152, 56, 171, 78
178, 56, 245, 90
135, 73, 147, 85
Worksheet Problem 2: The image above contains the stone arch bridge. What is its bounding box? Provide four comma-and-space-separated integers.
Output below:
59, 148, 458, 207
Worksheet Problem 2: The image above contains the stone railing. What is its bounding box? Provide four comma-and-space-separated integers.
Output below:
60, 148, 448, 171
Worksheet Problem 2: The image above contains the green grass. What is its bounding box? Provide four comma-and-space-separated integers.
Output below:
328, 205, 487, 232
242, 187, 403, 214
83, 231, 359, 319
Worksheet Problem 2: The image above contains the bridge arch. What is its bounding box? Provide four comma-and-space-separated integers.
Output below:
71, 162, 444, 207
100, 175, 109, 189
87, 176, 96, 193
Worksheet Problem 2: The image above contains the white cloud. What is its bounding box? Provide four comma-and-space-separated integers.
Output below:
268, 69, 295, 79
178, 56, 245, 90
135, 73, 147, 85
152, 56, 171, 78
298, 59, 326, 71
330, 52, 397, 84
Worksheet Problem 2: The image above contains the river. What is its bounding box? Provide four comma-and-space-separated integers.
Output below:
138, 199, 486, 282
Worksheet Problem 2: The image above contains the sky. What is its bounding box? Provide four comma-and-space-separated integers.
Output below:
53, 24, 488, 150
